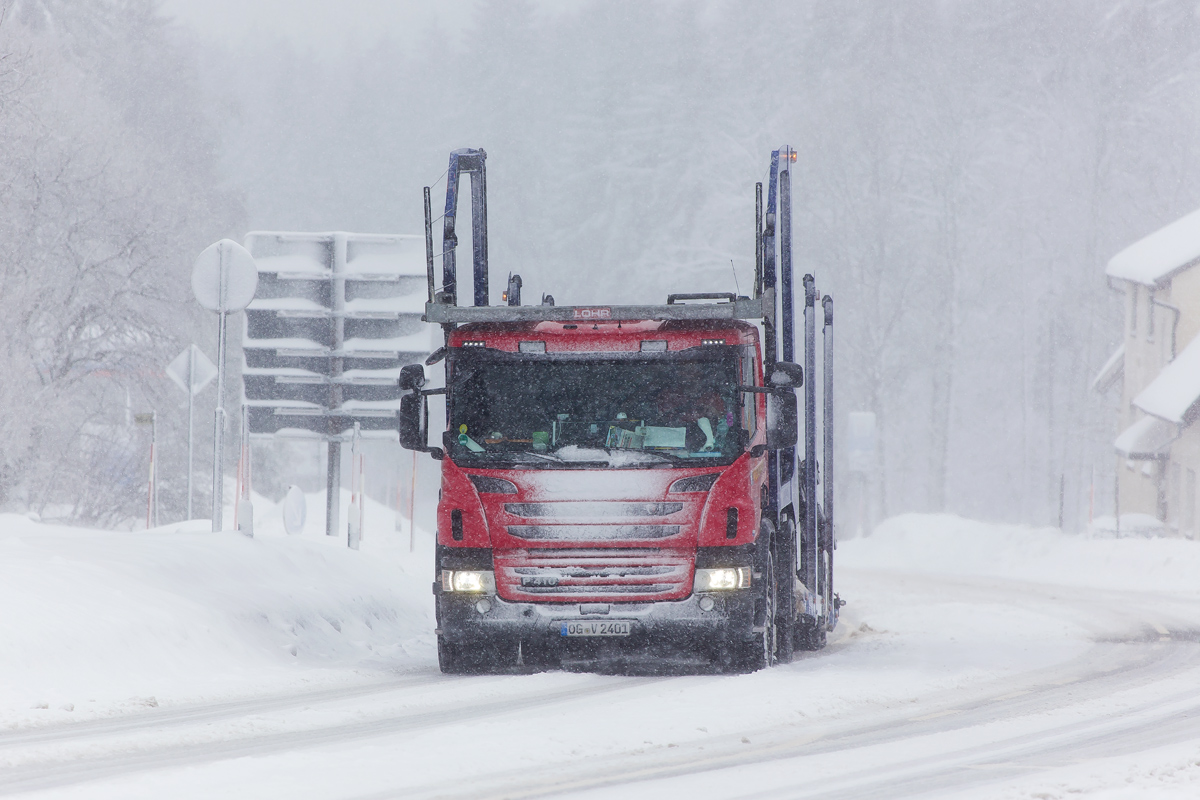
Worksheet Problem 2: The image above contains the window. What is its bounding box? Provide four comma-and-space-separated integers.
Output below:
446, 350, 748, 468
741, 345, 758, 437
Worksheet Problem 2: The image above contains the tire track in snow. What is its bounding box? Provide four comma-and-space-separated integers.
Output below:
409, 640, 1200, 800
379, 566, 1200, 800
0, 671, 443, 752
0, 675, 661, 796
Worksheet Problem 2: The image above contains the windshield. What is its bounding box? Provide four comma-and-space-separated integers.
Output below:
446, 351, 749, 468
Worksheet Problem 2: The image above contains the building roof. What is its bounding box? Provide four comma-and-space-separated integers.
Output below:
1106, 206, 1200, 287
1114, 415, 1178, 459
1133, 334, 1200, 424
1091, 344, 1124, 392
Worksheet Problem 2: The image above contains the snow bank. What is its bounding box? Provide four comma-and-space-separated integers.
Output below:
0, 491, 435, 730
840, 513, 1200, 594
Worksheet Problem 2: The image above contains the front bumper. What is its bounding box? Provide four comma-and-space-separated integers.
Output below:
435, 589, 757, 648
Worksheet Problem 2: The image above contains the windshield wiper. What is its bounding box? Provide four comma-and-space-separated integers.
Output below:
510, 450, 565, 464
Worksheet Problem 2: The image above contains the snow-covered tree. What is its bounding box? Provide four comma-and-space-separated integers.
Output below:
0, 0, 240, 524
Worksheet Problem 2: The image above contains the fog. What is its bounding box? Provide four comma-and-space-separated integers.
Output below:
5, 0, 1198, 530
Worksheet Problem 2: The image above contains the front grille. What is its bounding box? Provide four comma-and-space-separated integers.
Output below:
504, 502, 683, 518
507, 525, 680, 540
494, 549, 693, 602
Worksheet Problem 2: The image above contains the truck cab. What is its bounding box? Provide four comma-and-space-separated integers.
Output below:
431, 318, 772, 671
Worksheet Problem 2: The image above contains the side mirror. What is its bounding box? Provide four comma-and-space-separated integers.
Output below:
398, 392, 426, 451
770, 361, 803, 388
766, 390, 798, 450
399, 363, 426, 392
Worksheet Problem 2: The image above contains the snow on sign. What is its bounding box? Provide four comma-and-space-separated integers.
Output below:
191, 239, 259, 312
240, 231, 431, 439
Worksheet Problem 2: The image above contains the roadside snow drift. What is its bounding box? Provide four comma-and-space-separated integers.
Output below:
840, 513, 1200, 594
0, 493, 435, 730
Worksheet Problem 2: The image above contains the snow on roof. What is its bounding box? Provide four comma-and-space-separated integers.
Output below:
1107, 206, 1200, 286
1113, 415, 1178, 459
1133, 334, 1200, 423
1091, 344, 1124, 393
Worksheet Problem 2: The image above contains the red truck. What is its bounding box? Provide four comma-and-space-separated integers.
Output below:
400, 148, 839, 672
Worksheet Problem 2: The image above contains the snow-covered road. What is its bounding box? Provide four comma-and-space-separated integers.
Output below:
2, 510, 1199, 799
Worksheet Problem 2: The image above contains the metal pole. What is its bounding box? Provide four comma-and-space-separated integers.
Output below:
186, 346, 195, 520
424, 187, 435, 304
145, 415, 154, 530
152, 411, 158, 527
755, 182, 763, 299
212, 243, 229, 532
326, 441, 340, 537
409, 448, 418, 552
212, 313, 227, 531
780, 162, 795, 365
822, 295, 834, 615
803, 275, 818, 594
326, 234, 347, 536
471, 156, 489, 307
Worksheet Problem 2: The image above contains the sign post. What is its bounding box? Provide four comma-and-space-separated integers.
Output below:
166, 344, 218, 520
192, 239, 258, 532
134, 411, 157, 528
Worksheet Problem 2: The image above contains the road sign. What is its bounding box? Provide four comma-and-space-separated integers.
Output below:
192, 240, 259, 312
240, 231, 430, 439
166, 344, 218, 521
240, 231, 432, 538
166, 345, 218, 396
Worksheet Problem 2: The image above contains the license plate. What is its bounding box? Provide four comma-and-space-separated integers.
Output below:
559, 620, 632, 637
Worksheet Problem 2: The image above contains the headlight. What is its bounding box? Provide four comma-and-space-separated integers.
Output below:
694, 567, 751, 592
441, 570, 496, 594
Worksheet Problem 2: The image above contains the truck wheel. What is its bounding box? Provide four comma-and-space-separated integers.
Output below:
438, 637, 521, 674
730, 530, 776, 673
437, 636, 473, 674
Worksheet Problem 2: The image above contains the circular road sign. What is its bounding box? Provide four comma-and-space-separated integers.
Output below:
192, 239, 259, 312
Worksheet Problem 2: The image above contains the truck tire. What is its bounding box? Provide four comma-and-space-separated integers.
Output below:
728, 523, 780, 673
438, 637, 519, 674
730, 543, 775, 673
437, 636, 474, 674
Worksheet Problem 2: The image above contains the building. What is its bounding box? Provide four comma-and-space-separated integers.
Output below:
1099, 207, 1200, 537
